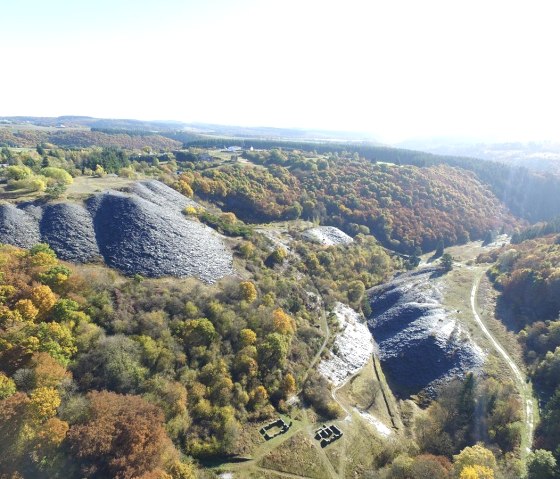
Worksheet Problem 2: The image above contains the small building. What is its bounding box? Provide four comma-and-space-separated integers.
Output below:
314, 424, 342, 447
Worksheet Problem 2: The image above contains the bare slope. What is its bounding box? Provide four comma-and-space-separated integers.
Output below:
367, 267, 484, 398
0, 180, 233, 282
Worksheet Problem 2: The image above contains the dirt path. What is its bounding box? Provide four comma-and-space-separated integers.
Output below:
299, 305, 330, 391
471, 271, 535, 454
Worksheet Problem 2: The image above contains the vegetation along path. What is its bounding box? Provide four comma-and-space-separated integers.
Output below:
471, 271, 535, 455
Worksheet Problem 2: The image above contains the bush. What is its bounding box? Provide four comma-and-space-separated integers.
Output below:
41, 167, 73, 185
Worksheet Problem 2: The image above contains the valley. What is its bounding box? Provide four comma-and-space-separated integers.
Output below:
0, 130, 557, 479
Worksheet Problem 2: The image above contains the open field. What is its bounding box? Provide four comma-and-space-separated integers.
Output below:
65, 175, 137, 198
0, 175, 137, 203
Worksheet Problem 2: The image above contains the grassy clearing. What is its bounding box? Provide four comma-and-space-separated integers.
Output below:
337, 357, 399, 429
66, 175, 137, 198
0, 175, 137, 204
230, 415, 301, 457
338, 423, 385, 478
258, 432, 330, 479
0, 183, 44, 202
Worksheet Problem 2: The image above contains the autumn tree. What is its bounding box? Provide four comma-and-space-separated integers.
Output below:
67, 391, 174, 479
453, 444, 497, 478
459, 465, 494, 479
29, 285, 57, 320
272, 308, 295, 336
29, 387, 61, 420
239, 281, 257, 304
0, 373, 16, 399
239, 328, 257, 347
281, 373, 296, 397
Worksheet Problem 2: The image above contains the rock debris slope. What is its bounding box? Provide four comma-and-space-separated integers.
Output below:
87, 190, 233, 282
367, 267, 484, 398
40, 203, 100, 262
302, 226, 353, 246
129, 179, 198, 212
0, 203, 42, 248
318, 302, 373, 386
0, 180, 233, 282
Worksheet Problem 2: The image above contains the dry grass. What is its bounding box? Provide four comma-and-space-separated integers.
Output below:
258, 432, 330, 479
66, 175, 136, 198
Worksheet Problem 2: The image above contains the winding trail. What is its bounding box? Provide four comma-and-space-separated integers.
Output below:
299, 302, 330, 392
470, 271, 534, 455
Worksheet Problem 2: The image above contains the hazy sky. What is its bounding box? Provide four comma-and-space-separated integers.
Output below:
2, 0, 559, 143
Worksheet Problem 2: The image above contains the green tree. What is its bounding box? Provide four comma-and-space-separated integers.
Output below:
527, 449, 557, 479
434, 239, 445, 258
258, 333, 289, 370
441, 253, 453, 271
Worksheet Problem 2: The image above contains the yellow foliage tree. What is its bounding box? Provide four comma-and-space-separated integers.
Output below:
0, 373, 16, 399
249, 385, 268, 408
177, 180, 194, 198
460, 465, 494, 479
29, 387, 61, 420
14, 299, 39, 322
167, 460, 197, 479
239, 328, 257, 347
183, 205, 198, 216
454, 444, 497, 478
28, 251, 58, 268
238, 241, 254, 259
281, 373, 297, 397
239, 281, 257, 304
30, 285, 57, 319
34, 417, 69, 455
273, 308, 295, 335
220, 212, 237, 224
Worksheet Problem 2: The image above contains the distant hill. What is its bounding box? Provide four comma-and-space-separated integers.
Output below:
0, 124, 182, 150
400, 138, 560, 175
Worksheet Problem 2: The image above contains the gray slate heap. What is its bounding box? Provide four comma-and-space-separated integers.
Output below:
0, 180, 233, 283
367, 267, 484, 398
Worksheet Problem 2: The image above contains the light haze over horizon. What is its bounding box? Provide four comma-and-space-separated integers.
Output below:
2, 0, 559, 144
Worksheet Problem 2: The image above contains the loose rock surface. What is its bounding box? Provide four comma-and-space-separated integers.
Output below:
40, 203, 100, 262
0, 180, 233, 282
129, 179, 198, 212
367, 267, 485, 398
302, 226, 353, 246
318, 302, 374, 386
0, 203, 41, 248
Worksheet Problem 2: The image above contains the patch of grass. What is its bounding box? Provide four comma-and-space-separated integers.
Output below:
340, 425, 385, 479
324, 443, 342, 473
66, 175, 137, 198
258, 432, 330, 479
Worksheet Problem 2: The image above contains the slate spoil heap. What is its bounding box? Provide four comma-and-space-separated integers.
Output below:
0, 180, 234, 283
367, 267, 485, 398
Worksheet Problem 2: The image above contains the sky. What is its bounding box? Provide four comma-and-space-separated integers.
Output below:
2, 0, 560, 143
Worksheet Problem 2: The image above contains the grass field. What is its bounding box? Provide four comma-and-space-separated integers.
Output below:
0, 175, 137, 204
